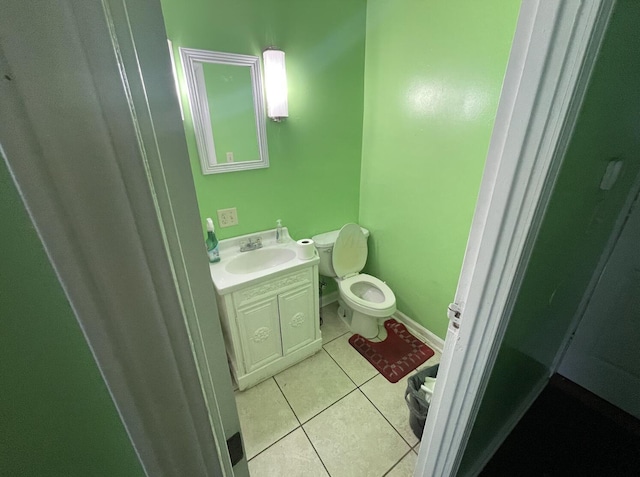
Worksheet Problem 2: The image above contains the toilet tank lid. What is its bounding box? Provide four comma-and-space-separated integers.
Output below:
312, 226, 369, 248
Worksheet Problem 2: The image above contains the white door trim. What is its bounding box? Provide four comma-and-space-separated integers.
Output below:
99, 0, 246, 474
1, 0, 243, 475
416, 1, 613, 475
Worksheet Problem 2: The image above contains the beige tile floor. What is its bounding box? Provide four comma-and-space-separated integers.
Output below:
235, 302, 441, 477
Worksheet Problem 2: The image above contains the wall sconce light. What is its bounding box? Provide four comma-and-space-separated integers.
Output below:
263, 48, 288, 122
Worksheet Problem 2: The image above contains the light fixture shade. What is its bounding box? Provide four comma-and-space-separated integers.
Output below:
263, 48, 288, 121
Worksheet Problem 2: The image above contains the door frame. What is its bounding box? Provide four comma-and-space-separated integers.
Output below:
99, 1, 248, 474
1, 0, 244, 475
416, 1, 613, 475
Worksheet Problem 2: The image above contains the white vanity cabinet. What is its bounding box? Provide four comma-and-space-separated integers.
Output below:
215, 265, 322, 390
235, 297, 282, 373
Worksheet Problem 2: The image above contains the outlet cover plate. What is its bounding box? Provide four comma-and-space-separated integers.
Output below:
217, 207, 238, 227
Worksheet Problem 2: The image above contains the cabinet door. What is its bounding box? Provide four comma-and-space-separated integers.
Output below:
236, 297, 282, 372
278, 285, 316, 355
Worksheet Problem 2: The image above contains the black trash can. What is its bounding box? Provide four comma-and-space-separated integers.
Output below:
405, 364, 439, 439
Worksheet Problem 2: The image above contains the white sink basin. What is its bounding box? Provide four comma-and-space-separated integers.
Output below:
225, 247, 297, 275
209, 227, 319, 294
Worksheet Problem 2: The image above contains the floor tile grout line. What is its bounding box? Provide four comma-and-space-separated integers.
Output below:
359, 379, 418, 449
249, 307, 424, 463
272, 376, 302, 426
357, 371, 381, 389
253, 361, 426, 461
271, 346, 358, 425
245, 424, 300, 464
303, 386, 412, 477
382, 448, 414, 477
243, 306, 429, 472
245, 382, 413, 474
271, 347, 354, 423
322, 320, 418, 447
273, 375, 333, 476
299, 424, 333, 476
273, 375, 360, 451
322, 329, 418, 447
244, 378, 301, 464
319, 302, 351, 345
321, 329, 349, 346
322, 337, 379, 389
324, 348, 366, 389
274, 360, 364, 477
299, 387, 403, 477
299, 387, 361, 426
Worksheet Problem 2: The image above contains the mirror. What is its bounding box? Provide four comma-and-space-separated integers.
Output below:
179, 48, 269, 174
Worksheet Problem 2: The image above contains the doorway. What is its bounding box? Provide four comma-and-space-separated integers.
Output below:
454, 1, 640, 473
0, 0, 620, 476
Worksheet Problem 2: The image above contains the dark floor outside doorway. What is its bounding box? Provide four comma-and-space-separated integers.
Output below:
480, 374, 640, 477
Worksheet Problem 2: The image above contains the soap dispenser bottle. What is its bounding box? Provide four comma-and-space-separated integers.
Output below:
276, 219, 284, 243
205, 218, 220, 263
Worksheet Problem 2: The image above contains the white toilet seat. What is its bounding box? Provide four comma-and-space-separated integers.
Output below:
338, 273, 396, 318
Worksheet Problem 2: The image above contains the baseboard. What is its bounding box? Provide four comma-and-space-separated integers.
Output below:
319, 297, 446, 354
460, 375, 548, 477
320, 290, 338, 308
392, 310, 445, 353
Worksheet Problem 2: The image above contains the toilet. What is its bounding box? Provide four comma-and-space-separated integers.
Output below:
312, 223, 396, 339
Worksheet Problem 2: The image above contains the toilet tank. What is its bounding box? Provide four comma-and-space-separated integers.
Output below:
312, 226, 369, 277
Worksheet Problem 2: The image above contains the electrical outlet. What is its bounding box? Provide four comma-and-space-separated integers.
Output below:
217, 207, 238, 227
226, 152, 234, 163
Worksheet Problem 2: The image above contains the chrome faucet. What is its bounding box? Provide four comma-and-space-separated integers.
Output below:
239, 236, 263, 252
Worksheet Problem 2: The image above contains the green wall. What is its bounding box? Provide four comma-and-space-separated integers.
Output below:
460, 1, 640, 472
161, 0, 366, 241
0, 159, 145, 476
360, 0, 520, 337
161, 0, 521, 335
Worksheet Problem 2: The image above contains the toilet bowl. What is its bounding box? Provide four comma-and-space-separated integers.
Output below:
312, 223, 396, 339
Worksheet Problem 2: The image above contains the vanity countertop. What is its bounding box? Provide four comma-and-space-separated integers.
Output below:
209, 227, 319, 295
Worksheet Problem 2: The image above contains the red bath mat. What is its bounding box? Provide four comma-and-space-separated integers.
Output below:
349, 319, 435, 383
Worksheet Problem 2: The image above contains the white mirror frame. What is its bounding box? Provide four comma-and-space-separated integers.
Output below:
179, 48, 269, 174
